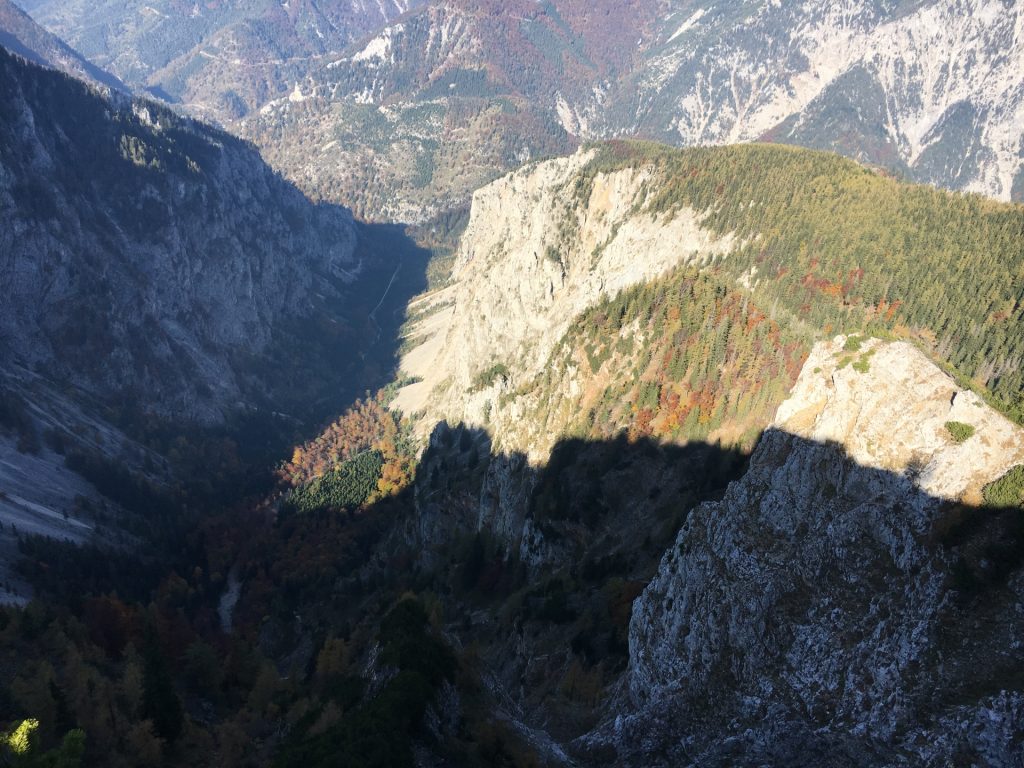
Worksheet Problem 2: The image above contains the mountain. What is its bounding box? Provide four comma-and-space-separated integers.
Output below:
395, 142, 1024, 445
242, 0, 658, 220
239, 0, 1024, 223
1, 0, 1024, 758
0, 45, 360, 425
341, 142, 1021, 762
0, 134, 1022, 765
17, 0, 426, 120
0, 0, 124, 91
382, 142, 1024, 757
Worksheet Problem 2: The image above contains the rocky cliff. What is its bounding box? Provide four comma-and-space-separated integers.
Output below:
394, 148, 733, 453
611, 337, 1024, 765
0, 46, 357, 424
399, 140, 1024, 435
383, 144, 1024, 763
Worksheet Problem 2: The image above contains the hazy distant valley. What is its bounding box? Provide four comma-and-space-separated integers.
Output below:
0, 1, 1022, 766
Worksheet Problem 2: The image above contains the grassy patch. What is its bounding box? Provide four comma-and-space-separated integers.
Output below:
945, 421, 976, 443
983, 465, 1024, 509
852, 349, 875, 373
843, 334, 865, 353
471, 363, 511, 392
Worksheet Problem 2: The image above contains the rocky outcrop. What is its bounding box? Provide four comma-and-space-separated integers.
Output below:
775, 338, 1024, 504
610, 337, 1024, 765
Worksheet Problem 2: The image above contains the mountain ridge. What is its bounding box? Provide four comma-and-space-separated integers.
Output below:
0, 0, 125, 91
14, 0, 1022, 221
17, 0, 427, 119
0, 45, 358, 425
394, 141, 1024, 459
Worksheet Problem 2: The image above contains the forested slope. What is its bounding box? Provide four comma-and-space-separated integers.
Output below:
577, 142, 1024, 421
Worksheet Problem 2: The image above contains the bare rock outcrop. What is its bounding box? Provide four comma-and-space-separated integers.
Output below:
611, 338, 1024, 765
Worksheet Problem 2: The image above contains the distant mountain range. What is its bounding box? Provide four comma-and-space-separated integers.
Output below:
0, 0, 124, 90
244, 0, 651, 219
15, 0, 425, 118
602, 0, 1024, 202
245, 0, 1024, 221
8, 0, 1022, 221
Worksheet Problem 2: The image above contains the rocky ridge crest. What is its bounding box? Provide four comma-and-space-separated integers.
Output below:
614, 336, 1024, 765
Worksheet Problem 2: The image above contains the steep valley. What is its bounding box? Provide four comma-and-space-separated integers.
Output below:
0, 9, 1023, 766
0, 47, 430, 606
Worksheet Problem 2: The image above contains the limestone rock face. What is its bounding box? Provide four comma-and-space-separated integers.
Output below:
614, 338, 1024, 765
775, 337, 1024, 504
394, 150, 735, 561
394, 148, 732, 456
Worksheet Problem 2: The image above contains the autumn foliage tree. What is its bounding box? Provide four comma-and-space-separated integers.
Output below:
278, 393, 417, 512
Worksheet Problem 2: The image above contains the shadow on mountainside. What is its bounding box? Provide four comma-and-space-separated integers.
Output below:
0, 47, 432, 451
178, 220, 433, 506
413, 422, 750, 577
8, 414, 1024, 766
255, 422, 1024, 767
0, 212, 431, 607
0, 47, 434, 539
231, 221, 432, 447
0, 220, 434, 519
